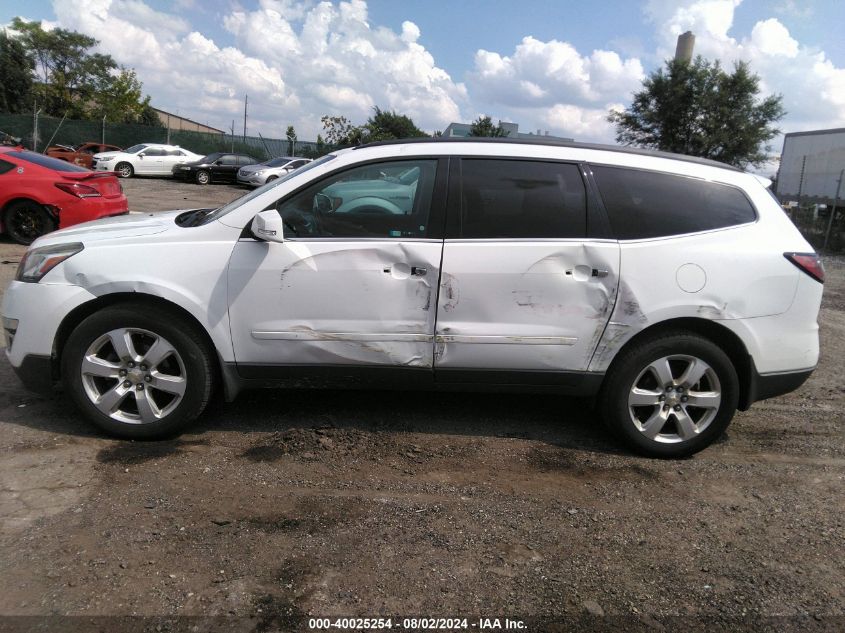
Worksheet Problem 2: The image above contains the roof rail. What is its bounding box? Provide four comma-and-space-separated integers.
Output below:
352, 136, 742, 172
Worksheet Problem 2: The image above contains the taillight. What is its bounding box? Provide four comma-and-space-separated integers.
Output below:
784, 252, 825, 283
55, 182, 102, 198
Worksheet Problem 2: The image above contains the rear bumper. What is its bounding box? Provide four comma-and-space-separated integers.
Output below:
57, 197, 129, 228
741, 364, 814, 410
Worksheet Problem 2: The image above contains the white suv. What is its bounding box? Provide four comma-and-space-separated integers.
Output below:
2, 139, 824, 457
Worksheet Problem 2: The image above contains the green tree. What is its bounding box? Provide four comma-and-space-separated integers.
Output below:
608, 57, 785, 169
138, 103, 163, 127
320, 114, 364, 146
0, 29, 34, 113
364, 106, 428, 141
286, 125, 297, 155
469, 115, 509, 137
11, 17, 153, 123
91, 68, 151, 123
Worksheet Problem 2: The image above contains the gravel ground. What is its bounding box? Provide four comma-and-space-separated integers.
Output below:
0, 179, 843, 632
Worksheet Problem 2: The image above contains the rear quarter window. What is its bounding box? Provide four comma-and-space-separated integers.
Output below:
11, 150, 90, 172
0, 158, 15, 174
591, 165, 757, 240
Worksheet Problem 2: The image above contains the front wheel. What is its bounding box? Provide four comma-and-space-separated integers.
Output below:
115, 162, 134, 178
4, 200, 56, 245
599, 332, 739, 458
62, 304, 213, 439
196, 170, 210, 185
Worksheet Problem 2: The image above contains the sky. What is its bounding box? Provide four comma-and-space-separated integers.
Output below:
2, 0, 845, 164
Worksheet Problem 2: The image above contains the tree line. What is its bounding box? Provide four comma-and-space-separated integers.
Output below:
1, 18, 158, 125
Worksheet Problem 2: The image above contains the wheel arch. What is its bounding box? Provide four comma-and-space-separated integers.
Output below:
53, 292, 225, 395
600, 317, 754, 410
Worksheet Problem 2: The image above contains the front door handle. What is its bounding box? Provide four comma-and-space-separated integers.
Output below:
411, 266, 427, 277
592, 269, 609, 278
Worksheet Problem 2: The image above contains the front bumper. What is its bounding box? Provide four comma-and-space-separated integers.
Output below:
2, 280, 97, 386
237, 173, 266, 186
10, 354, 55, 394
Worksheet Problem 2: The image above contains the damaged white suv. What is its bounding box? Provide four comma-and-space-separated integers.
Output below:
2, 139, 824, 457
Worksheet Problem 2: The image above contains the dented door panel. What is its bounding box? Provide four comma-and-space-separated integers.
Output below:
434, 240, 620, 372
227, 239, 443, 368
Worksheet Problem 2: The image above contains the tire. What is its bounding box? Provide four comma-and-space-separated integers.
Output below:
116, 162, 134, 178
196, 170, 210, 185
3, 200, 56, 245
265, 175, 278, 183
599, 331, 739, 458
61, 303, 214, 439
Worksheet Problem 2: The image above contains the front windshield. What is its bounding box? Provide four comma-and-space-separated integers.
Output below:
125, 144, 148, 154
201, 152, 223, 163
264, 156, 295, 168
198, 154, 336, 225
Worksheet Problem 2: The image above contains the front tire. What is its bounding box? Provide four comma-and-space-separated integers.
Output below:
196, 170, 210, 185
116, 162, 134, 178
4, 200, 56, 245
599, 331, 739, 458
62, 304, 213, 439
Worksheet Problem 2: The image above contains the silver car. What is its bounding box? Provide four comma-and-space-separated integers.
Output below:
237, 156, 312, 186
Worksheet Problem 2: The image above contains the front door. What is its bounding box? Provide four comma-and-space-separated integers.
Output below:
434, 158, 619, 379
228, 158, 446, 374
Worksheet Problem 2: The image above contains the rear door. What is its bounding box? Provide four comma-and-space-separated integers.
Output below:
227, 157, 447, 374
434, 158, 619, 381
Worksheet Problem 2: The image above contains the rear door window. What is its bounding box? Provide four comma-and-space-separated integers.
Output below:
458, 159, 587, 238
591, 165, 757, 239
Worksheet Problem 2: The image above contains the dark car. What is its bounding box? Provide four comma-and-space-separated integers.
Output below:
171, 152, 259, 185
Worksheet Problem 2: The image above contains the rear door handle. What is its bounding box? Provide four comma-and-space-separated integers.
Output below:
411, 266, 427, 277
592, 269, 609, 278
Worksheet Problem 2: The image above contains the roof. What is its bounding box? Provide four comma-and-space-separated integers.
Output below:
783, 127, 845, 139
353, 137, 742, 172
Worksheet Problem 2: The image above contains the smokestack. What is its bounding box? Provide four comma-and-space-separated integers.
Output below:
675, 31, 695, 63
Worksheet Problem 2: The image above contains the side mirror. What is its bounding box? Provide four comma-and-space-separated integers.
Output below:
251, 210, 284, 243
138, 153, 145, 159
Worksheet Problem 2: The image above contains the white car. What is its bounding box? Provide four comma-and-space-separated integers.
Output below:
2, 139, 823, 457
92, 143, 202, 178
236, 156, 312, 186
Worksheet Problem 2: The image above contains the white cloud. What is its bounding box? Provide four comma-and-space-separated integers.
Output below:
50, 0, 465, 139
467, 36, 643, 141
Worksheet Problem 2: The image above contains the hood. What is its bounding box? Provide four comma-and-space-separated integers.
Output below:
93, 151, 122, 159
238, 164, 268, 174
31, 210, 185, 247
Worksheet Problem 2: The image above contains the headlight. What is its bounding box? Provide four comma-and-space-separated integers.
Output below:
15, 243, 84, 283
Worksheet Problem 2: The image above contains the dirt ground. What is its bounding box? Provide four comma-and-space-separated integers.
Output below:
0, 179, 843, 632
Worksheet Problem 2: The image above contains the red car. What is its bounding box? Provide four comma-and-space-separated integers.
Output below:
0, 146, 129, 245
46, 142, 123, 169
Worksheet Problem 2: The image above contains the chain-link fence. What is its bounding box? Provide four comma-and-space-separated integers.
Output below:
0, 113, 327, 160
783, 204, 845, 253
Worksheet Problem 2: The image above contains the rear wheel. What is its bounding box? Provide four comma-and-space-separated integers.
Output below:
62, 304, 213, 439
599, 331, 739, 458
116, 162, 134, 178
4, 200, 56, 245
196, 170, 210, 185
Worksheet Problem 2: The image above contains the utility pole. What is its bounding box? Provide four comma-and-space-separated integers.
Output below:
102, 115, 107, 144
230, 120, 235, 152
243, 94, 248, 143
32, 101, 42, 152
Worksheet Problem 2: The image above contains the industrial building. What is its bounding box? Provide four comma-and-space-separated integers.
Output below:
776, 127, 845, 205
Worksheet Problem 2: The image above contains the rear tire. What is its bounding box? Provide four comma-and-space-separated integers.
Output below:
4, 200, 56, 245
599, 331, 739, 458
61, 304, 214, 439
